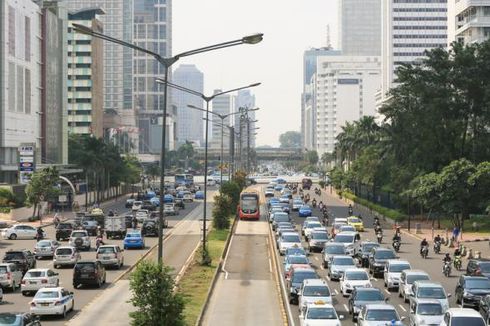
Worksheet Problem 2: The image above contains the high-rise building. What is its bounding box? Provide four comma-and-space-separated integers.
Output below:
211, 90, 233, 151
234, 90, 256, 149
380, 0, 447, 102
173, 64, 204, 147
67, 8, 104, 138
448, 1, 490, 45
339, 0, 381, 56
314, 56, 381, 155
134, 0, 173, 153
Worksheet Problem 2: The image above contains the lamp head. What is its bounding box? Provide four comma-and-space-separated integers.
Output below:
242, 33, 264, 44
71, 23, 93, 35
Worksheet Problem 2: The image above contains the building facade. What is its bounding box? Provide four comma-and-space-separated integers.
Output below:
234, 90, 256, 149
211, 90, 233, 151
315, 56, 381, 155
448, 0, 490, 44
339, 0, 381, 56
67, 8, 104, 138
173, 64, 204, 147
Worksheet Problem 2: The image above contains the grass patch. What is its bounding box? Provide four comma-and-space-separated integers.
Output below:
343, 190, 407, 222
178, 224, 231, 326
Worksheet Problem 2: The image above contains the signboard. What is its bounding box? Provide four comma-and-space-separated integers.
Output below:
20, 157, 34, 163
18, 145, 35, 156
337, 78, 359, 85
18, 143, 36, 185
19, 171, 32, 184
58, 195, 67, 203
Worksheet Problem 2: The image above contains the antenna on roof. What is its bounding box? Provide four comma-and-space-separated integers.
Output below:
326, 25, 331, 49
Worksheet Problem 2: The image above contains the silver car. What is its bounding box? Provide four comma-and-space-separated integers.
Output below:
358, 304, 404, 326
96, 245, 124, 269
34, 240, 59, 259
53, 246, 81, 268
0, 263, 23, 291
409, 299, 444, 326
328, 255, 357, 281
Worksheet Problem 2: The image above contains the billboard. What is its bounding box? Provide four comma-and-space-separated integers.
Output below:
18, 143, 36, 184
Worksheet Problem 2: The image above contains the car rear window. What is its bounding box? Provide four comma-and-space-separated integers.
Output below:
72, 231, 87, 237
98, 247, 115, 254
56, 248, 73, 255
407, 274, 429, 284
126, 233, 140, 238
303, 285, 330, 296
0, 314, 21, 325
292, 270, 317, 283
0, 267, 7, 274
356, 290, 384, 301
76, 263, 95, 271
37, 240, 51, 247
451, 317, 485, 326
478, 262, 490, 272
58, 223, 72, 229
26, 271, 46, 278
35, 291, 60, 299
3, 252, 24, 260
389, 264, 411, 273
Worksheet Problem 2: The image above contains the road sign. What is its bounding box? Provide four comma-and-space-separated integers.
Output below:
20, 156, 34, 163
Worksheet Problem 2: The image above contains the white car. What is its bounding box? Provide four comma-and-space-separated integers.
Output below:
340, 268, 372, 296
2, 224, 43, 240
329, 255, 357, 281
135, 209, 150, 222
357, 304, 404, 326
53, 246, 81, 268
34, 240, 60, 259
298, 279, 333, 312
439, 307, 485, 326
299, 302, 343, 326
182, 191, 193, 202
21, 268, 59, 296
384, 260, 411, 290
399, 270, 430, 302
69, 230, 91, 251
278, 232, 302, 255
30, 287, 74, 318
0, 263, 23, 291
206, 178, 217, 186
408, 299, 444, 326
332, 231, 358, 256
132, 201, 143, 211
96, 245, 124, 269
334, 217, 348, 224
303, 221, 323, 240
163, 203, 178, 216
265, 189, 275, 197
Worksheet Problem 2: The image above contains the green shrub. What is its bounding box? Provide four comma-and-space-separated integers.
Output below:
212, 194, 232, 230
220, 181, 241, 208
0, 207, 11, 214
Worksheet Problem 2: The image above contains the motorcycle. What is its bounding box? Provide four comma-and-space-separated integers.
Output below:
443, 261, 451, 277
421, 245, 429, 259
393, 240, 401, 252
454, 255, 462, 270
348, 207, 354, 216
434, 241, 441, 254
312, 200, 317, 208
376, 231, 383, 244
96, 236, 105, 250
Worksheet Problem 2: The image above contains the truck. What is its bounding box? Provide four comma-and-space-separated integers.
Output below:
104, 215, 127, 239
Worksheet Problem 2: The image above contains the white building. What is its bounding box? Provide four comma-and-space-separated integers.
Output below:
315, 56, 381, 155
448, 0, 490, 45
211, 90, 233, 151
234, 90, 256, 149
380, 0, 447, 102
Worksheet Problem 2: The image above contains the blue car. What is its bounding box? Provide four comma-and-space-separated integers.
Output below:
150, 196, 160, 206
124, 230, 145, 249
298, 205, 312, 217
164, 194, 174, 203
145, 191, 156, 200
195, 190, 205, 200
268, 198, 280, 207
274, 184, 284, 191
285, 247, 308, 257
283, 254, 310, 275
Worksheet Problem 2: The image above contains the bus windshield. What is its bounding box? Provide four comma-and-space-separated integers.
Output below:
241, 195, 258, 213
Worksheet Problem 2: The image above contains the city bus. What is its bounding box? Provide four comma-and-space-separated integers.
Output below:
238, 191, 260, 220
175, 174, 194, 187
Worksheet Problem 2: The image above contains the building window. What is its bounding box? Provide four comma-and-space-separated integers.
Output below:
25, 17, 31, 61
159, 25, 166, 39
8, 6, 15, 57
25, 69, 31, 114
8, 62, 15, 112
17, 66, 24, 112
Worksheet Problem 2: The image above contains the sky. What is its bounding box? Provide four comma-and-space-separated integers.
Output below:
172, 0, 338, 147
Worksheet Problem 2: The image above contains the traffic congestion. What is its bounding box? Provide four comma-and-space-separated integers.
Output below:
266, 178, 488, 326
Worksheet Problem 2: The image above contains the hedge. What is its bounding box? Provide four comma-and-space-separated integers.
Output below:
343, 190, 407, 222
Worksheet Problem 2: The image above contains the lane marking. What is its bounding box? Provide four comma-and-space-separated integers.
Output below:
334, 289, 339, 295
399, 304, 406, 312
384, 289, 390, 295
343, 304, 349, 311
314, 256, 319, 261
320, 265, 325, 270
222, 225, 236, 280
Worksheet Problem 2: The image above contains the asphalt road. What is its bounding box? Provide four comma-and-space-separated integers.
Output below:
0, 196, 200, 325
270, 185, 471, 326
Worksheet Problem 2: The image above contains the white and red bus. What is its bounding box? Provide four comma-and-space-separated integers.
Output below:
238, 191, 260, 220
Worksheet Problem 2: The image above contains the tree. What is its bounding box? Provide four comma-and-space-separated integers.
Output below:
220, 181, 241, 208
305, 150, 319, 165
279, 131, 301, 148
145, 164, 160, 182
25, 167, 60, 219
129, 261, 185, 326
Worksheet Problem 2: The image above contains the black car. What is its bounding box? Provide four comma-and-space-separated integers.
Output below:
368, 247, 397, 277
3, 250, 36, 274
466, 259, 490, 278
55, 222, 74, 241
479, 295, 490, 324
0, 313, 41, 325
141, 220, 158, 237
356, 241, 380, 267
124, 214, 133, 228
73, 260, 106, 288
456, 275, 490, 308
348, 288, 386, 321
174, 198, 185, 209
141, 201, 156, 211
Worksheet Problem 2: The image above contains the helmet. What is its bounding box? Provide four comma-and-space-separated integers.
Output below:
445, 253, 450, 257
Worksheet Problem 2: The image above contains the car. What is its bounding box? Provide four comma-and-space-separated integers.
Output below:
3, 250, 36, 275
174, 198, 185, 209
340, 268, 372, 297
1, 224, 43, 240
331, 222, 346, 236
269, 207, 284, 220
135, 209, 150, 223
409, 281, 450, 312
292, 199, 304, 211
357, 304, 404, 326
0, 313, 40, 325
268, 197, 280, 208
455, 275, 490, 308
264, 189, 275, 197
55, 222, 74, 241
298, 279, 333, 312
89, 208, 104, 217
195, 190, 205, 200
322, 243, 347, 269
272, 212, 290, 231
368, 247, 397, 277
163, 194, 174, 204
347, 216, 364, 231
284, 255, 310, 276
29, 286, 74, 318
279, 195, 290, 204
332, 231, 358, 256
328, 255, 357, 281
125, 198, 135, 208
96, 245, 124, 269
141, 201, 156, 212
466, 259, 490, 278
348, 288, 386, 321
206, 178, 217, 186
124, 230, 145, 249
399, 269, 430, 303
299, 302, 342, 326
132, 201, 143, 211
274, 184, 284, 191
33, 240, 59, 259
53, 246, 81, 269
308, 230, 329, 252
278, 232, 302, 255
302, 216, 320, 228
334, 217, 348, 224
479, 294, 490, 324
141, 220, 159, 237
298, 205, 312, 217
81, 218, 98, 236
356, 241, 380, 268
339, 224, 358, 234
302, 221, 323, 240
0, 263, 23, 291
383, 260, 411, 290
182, 191, 193, 202
440, 307, 486, 326
279, 202, 290, 213
286, 265, 318, 304
285, 247, 308, 257
69, 230, 91, 251
73, 260, 106, 288
21, 268, 59, 296
408, 299, 444, 326
276, 225, 296, 239
163, 203, 178, 216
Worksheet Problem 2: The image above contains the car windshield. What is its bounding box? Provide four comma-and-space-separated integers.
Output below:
56, 248, 73, 255
451, 317, 485, 326
3, 252, 23, 260
326, 246, 346, 254
307, 222, 322, 229
294, 200, 303, 205
389, 264, 410, 273
58, 223, 72, 229
466, 279, 490, 289
288, 256, 308, 265
407, 274, 430, 284
311, 232, 328, 240
334, 235, 354, 243
349, 218, 361, 223
307, 307, 337, 319
283, 235, 301, 243
72, 232, 87, 238
341, 226, 356, 232
478, 262, 490, 272
98, 247, 116, 254
418, 287, 446, 299
292, 270, 318, 283
35, 291, 60, 299
417, 303, 443, 315
37, 240, 52, 247
303, 286, 330, 296
346, 271, 368, 280
300, 206, 310, 210
365, 309, 398, 321
0, 267, 6, 273
275, 215, 289, 222
287, 248, 306, 256
356, 290, 384, 301
333, 257, 354, 266
362, 244, 379, 252
26, 271, 46, 278
375, 250, 396, 259
76, 263, 95, 271
0, 314, 22, 326
126, 233, 141, 238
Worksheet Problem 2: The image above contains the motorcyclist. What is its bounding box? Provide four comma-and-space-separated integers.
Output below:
348, 204, 353, 216
454, 247, 462, 257
132, 215, 138, 229
318, 201, 324, 210
108, 210, 114, 217
434, 234, 442, 243
311, 198, 317, 208
96, 235, 105, 249
392, 233, 401, 242
373, 217, 380, 227
36, 227, 43, 242
443, 253, 452, 264
374, 224, 383, 235
420, 238, 429, 254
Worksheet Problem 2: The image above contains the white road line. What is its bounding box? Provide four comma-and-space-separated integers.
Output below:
334, 289, 339, 295
343, 304, 349, 311
320, 265, 325, 270
399, 304, 407, 312
314, 256, 319, 261
384, 289, 390, 295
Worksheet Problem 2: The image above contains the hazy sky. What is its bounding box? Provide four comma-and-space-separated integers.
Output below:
172, 0, 338, 147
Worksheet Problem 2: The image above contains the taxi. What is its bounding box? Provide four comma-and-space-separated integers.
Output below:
347, 216, 364, 231
29, 287, 74, 318
90, 208, 104, 216
299, 301, 343, 326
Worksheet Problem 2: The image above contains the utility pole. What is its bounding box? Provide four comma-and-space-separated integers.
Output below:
247, 117, 251, 174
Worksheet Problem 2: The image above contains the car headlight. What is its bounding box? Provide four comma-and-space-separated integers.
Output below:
463, 291, 474, 298
345, 283, 352, 288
